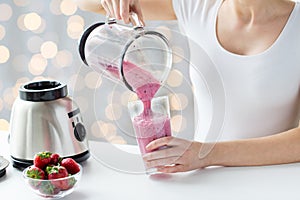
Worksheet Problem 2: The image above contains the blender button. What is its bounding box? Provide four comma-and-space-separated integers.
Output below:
74, 123, 86, 142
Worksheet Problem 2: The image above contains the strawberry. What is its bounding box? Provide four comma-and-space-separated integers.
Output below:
26, 165, 46, 179
39, 181, 60, 195
34, 151, 52, 169
50, 153, 61, 165
25, 165, 46, 189
46, 165, 69, 190
67, 176, 77, 190
61, 158, 80, 175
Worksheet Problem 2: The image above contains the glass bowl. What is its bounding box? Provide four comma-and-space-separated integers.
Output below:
22, 164, 82, 199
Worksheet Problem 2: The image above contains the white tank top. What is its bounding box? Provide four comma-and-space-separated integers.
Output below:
172, 0, 300, 142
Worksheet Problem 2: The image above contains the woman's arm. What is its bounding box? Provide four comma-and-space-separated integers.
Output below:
74, 0, 176, 21
211, 126, 300, 167
75, 0, 104, 14
144, 124, 300, 173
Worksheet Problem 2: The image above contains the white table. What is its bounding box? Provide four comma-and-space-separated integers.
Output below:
1, 131, 300, 200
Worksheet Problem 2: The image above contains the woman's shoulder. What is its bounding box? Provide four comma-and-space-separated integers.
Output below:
172, 0, 221, 20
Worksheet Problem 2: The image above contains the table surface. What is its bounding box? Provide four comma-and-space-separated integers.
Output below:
1, 131, 300, 200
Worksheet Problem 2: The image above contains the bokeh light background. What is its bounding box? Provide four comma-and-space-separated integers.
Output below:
0, 0, 195, 145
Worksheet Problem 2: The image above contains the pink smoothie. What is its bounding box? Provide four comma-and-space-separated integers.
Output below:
106, 60, 161, 102
133, 112, 171, 155
106, 60, 171, 154
122, 61, 171, 154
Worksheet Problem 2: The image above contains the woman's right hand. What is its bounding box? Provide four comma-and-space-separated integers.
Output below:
100, 0, 144, 25
75, 0, 175, 22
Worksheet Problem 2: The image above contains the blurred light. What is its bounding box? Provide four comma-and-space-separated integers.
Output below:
102, 123, 117, 139
60, 0, 78, 16
171, 115, 186, 133
170, 93, 188, 111
0, 119, 9, 131
67, 22, 84, 39
13, 0, 30, 7
155, 26, 172, 41
13, 77, 31, 97
28, 54, 47, 75
172, 46, 184, 64
0, 45, 10, 64
0, 4, 13, 21
91, 121, 117, 139
24, 12, 42, 31
50, 0, 62, 15
3, 88, 15, 109
27, 36, 43, 53
17, 14, 27, 31
68, 15, 84, 26
84, 71, 102, 89
109, 136, 126, 144
167, 69, 183, 87
40, 41, 58, 59
0, 25, 5, 40
105, 104, 122, 121
11, 88, 19, 99
16, 77, 30, 85
53, 50, 73, 68
91, 121, 105, 138
32, 18, 46, 34
121, 91, 137, 106
32, 76, 53, 81
13, 55, 29, 72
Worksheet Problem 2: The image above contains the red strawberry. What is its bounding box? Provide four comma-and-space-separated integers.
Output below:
47, 165, 69, 190
61, 158, 80, 175
34, 151, 52, 169
25, 165, 46, 189
26, 165, 46, 179
39, 181, 60, 195
50, 153, 61, 165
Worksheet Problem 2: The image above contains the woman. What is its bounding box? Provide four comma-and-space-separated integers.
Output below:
75, 0, 300, 173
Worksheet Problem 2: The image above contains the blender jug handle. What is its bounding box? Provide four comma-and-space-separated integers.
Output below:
129, 12, 144, 29
105, 13, 117, 24
105, 11, 144, 28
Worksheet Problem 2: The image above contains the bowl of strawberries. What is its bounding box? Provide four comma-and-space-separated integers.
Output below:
22, 151, 82, 199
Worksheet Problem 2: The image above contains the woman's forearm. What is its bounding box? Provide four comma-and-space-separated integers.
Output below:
206, 126, 300, 167
75, 0, 105, 14
74, 0, 176, 20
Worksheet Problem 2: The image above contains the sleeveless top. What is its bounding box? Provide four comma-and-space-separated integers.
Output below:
172, 0, 300, 142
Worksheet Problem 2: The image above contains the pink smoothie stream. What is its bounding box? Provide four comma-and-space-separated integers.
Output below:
108, 61, 172, 155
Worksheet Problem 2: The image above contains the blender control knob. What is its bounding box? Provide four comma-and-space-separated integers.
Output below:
74, 123, 86, 142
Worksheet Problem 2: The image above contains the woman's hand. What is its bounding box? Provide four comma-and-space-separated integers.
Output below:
100, 0, 144, 24
143, 136, 210, 173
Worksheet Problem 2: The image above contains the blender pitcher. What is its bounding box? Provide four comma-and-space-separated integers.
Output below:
78, 13, 173, 94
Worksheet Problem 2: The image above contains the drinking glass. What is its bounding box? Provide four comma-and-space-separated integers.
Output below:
128, 96, 172, 174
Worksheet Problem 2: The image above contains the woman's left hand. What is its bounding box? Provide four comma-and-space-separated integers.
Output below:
143, 136, 209, 173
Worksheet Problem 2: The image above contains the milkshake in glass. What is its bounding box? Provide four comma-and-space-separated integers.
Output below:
128, 96, 172, 174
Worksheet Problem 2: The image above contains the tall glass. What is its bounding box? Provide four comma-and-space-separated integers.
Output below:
128, 96, 172, 174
